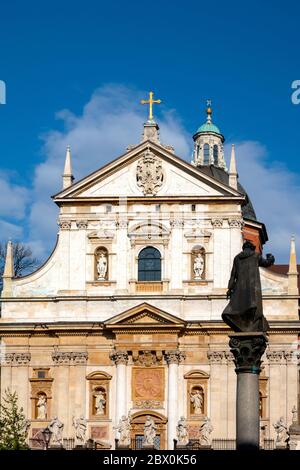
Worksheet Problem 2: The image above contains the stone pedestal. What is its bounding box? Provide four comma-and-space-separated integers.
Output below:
229, 332, 268, 451
288, 423, 300, 450
142, 444, 154, 449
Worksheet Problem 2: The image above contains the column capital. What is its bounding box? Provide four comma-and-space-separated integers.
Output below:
229, 333, 268, 374
110, 350, 129, 365
207, 350, 224, 364
164, 349, 185, 365
266, 350, 285, 364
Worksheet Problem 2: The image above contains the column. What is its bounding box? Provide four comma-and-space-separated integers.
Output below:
170, 219, 184, 290
207, 350, 227, 437
116, 220, 128, 292
230, 333, 268, 450
110, 350, 128, 437
165, 350, 185, 450
266, 350, 286, 439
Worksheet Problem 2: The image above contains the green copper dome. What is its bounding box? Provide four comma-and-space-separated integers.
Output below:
196, 122, 221, 134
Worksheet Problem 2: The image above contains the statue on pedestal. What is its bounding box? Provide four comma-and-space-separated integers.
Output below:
222, 241, 274, 332
115, 414, 131, 447
273, 417, 288, 446
48, 417, 64, 446
199, 416, 213, 446
72, 416, 87, 445
176, 417, 189, 446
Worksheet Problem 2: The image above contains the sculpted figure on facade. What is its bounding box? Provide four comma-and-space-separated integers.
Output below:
190, 389, 203, 415
176, 416, 189, 446
199, 416, 213, 446
36, 394, 47, 420
94, 389, 106, 415
72, 416, 87, 444
143, 415, 157, 446
273, 417, 288, 445
115, 413, 131, 446
97, 252, 108, 280
193, 253, 204, 279
48, 417, 64, 445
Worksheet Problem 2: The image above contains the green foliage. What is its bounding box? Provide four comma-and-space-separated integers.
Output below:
0, 389, 29, 450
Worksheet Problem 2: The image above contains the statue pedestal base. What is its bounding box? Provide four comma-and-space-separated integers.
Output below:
142, 444, 154, 449
289, 423, 300, 450
229, 332, 268, 451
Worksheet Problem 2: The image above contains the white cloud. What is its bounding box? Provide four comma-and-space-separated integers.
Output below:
0, 172, 29, 219
0, 220, 23, 240
225, 141, 300, 262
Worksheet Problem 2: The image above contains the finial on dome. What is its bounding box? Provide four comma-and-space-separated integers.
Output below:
206, 99, 212, 124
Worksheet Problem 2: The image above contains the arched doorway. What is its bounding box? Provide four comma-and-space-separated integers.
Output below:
130, 410, 167, 450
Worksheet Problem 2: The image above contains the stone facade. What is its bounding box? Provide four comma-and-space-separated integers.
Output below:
0, 121, 299, 449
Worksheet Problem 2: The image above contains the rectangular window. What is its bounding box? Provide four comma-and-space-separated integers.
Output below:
37, 370, 46, 379
191, 204, 196, 212
155, 204, 161, 212
105, 205, 112, 213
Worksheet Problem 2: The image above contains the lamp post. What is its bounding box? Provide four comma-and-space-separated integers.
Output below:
42, 427, 52, 450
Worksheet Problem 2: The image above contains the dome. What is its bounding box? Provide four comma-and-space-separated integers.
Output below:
196, 122, 222, 135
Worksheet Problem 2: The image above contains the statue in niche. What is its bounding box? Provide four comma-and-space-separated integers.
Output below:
222, 240, 275, 332
273, 417, 288, 445
36, 394, 47, 420
176, 416, 189, 446
114, 413, 131, 446
72, 416, 87, 444
48, 417, 64, 445
143, 415, 157, 446
190, 388, 203, 415
97, 251, 108, 280
94, 389, 106, 415
199, 416, 213, 446
193, 253, 204, 279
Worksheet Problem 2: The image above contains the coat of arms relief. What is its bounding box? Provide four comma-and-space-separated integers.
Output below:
136, 149, 164, 196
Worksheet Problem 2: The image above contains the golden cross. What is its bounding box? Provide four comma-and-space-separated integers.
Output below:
140, 91, 161, 121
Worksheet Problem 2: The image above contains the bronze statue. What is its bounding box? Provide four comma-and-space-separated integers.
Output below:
222, 241, 275, 332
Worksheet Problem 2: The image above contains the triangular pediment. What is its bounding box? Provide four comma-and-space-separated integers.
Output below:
104, 302, 186, 328
53, 140, 243, 202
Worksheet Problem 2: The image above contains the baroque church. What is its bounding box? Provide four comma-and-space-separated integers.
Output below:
0, 97, 299, 450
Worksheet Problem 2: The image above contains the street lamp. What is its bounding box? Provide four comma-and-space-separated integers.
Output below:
42, 427, 52, 450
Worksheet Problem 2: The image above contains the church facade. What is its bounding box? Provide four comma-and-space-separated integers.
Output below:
0, 102, 299, 449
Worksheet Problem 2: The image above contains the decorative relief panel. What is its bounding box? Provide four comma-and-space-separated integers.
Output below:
136, 150, 164, 196
132, 367, 165, 402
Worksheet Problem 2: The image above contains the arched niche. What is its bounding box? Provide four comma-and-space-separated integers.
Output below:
184, 370, 209, 419
86, 371, 112, 420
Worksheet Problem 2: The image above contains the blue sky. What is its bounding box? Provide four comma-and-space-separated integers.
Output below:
0, 0, 300, 262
